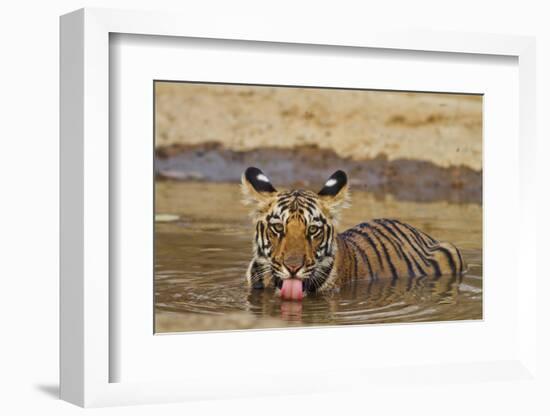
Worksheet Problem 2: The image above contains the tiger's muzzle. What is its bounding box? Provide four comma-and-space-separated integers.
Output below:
280, 255, 311, 301
283, 254, 305, 278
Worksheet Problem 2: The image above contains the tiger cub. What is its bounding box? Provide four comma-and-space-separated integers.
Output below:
241, 167, 466, 301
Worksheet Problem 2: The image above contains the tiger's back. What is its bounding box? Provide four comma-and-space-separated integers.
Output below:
334, 218, 465, 284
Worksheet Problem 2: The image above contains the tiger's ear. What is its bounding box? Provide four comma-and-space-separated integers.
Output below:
318, 170, 350, 218
241, 167, 278, 207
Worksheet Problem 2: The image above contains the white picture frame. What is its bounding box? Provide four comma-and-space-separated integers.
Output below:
60, 7, 538, 408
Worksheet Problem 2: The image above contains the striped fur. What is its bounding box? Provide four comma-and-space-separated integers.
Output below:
242, 168, 466, 296
333, 219, 464, 287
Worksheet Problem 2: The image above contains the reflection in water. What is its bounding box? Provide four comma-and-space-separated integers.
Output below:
155, 181, 482, 333
279, 301, 303, 322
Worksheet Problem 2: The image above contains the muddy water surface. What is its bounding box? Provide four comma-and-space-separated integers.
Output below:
155, 181, 482, 333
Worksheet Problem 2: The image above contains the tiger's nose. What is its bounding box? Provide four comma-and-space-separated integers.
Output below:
284, 256, 304, 275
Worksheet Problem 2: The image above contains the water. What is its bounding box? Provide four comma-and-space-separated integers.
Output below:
155, 181, 482, 333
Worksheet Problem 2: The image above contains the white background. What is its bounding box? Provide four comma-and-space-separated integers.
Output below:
1, 1, 549, 415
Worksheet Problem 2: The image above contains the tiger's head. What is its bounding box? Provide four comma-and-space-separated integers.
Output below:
241, 167, 349, 300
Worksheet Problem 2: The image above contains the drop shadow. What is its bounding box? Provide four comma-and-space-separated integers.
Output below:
35, 383, 59, 399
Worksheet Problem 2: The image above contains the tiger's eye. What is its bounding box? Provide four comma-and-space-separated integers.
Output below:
308, 225, 319, 234
271, 223, 284, 233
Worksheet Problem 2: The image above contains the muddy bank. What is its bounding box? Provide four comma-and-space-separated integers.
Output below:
155, 143, 481, 204
155, 83, 482, 171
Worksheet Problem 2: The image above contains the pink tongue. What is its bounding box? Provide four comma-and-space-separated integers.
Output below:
280, 279, 303, 301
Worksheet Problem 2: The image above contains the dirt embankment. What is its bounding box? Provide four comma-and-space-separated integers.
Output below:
154, 83, 482, 204
155, 83, 482, 169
